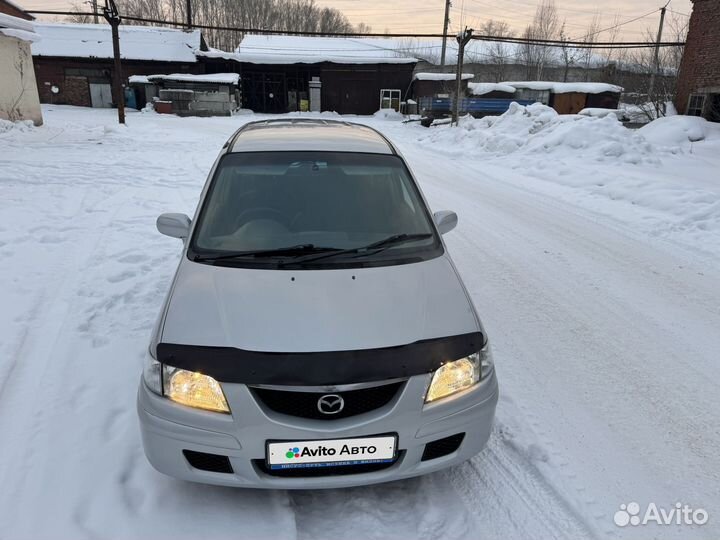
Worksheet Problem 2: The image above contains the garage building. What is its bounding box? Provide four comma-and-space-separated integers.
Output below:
199, 35, 418, 115
31, 23, 206, 108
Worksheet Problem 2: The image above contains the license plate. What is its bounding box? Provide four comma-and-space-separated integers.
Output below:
266, 435, 397, 470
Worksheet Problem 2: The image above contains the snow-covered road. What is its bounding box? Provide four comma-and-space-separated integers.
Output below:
1, 106, 718, 540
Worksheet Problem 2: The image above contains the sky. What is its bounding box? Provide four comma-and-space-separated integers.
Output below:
21, 0, 693, 41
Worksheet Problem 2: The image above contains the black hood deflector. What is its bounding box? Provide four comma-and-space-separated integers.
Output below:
157, 332, 484, 386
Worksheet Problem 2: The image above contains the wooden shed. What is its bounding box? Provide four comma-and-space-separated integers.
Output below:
410, 72, 474, 99
129, 73, 240, 116
503, 82, 623, 114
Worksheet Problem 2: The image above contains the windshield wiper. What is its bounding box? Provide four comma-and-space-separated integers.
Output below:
279, 233, 434, 266
193, 244, 340, 263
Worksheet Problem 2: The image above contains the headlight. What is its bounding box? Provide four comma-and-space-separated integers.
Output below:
163, 365, 230, 413
425, 345, 494, 403
142, 351, 230, 413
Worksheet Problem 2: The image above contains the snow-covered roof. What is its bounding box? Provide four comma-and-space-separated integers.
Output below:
503, 81, 623, 94
414, 72, 473, 81
31, 23, 202, 62
468, 82, 516, 95
144, 73, 240, 85
0, 12, 39, 42
215, 34, 417, 65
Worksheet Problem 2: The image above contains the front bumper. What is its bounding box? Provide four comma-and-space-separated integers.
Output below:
137, 371, 498, 489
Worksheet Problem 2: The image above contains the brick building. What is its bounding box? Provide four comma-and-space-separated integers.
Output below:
675, 0, 720, 121
0, 0, 33, 20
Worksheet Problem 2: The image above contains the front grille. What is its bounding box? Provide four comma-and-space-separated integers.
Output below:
254, 453, 402, 478
183, 450, 234, 473
421, 433, 465, 461
250, 381, 403, 420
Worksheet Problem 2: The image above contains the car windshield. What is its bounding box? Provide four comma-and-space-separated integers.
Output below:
189, 151, 441, 267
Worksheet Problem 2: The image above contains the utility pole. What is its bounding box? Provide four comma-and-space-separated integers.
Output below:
185, 0, 192, 29
452, 27, 472, 125
440, 0, 451, 68
103, 0, 125, 124
648, 2, 668, 115
91, 0, 98, 24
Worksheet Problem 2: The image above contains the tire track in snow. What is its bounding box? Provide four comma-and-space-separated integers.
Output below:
288, 473, 473, 540
448, 424, 599, 540
1, 136, 299, 539
392, 137, 720, 540
0, 186, 140, 536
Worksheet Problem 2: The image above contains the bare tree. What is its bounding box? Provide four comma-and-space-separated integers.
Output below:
68, 1, 95, 23
558, 22, 579, 82
600, 13, 622, 66
76, 0, 370, 50
625, 14, 689, 121
575, 12, 600, 80
473, 19, 515, 82
664, 12, 689, 75
355, 22, 372, 34
520, 0, 559, 80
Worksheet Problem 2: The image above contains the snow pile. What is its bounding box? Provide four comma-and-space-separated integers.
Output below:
373, 109, 404, 121
0, 118, 35, 135
416, 102, 655, 162
638, 115, 720, 147
578, 107, 628, 119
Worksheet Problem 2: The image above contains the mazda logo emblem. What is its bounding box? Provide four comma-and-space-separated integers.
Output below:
317, 394, 344, 415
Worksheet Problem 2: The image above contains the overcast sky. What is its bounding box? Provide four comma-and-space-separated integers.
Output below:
22, 0, 693, 41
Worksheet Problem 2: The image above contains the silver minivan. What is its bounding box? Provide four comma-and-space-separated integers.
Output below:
137, 119, 498, 488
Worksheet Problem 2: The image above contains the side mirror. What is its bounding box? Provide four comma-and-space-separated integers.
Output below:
157, 213, 191, 239
433, 210, 458, 235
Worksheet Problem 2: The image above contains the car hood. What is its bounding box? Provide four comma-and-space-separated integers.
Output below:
159, 255, 480, 353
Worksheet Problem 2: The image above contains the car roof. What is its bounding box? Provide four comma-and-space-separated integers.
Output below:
228, 119, 396, 155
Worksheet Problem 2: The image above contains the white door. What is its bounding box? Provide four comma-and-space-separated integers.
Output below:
89, 83, 113, 108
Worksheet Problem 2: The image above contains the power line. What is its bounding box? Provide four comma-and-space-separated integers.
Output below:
27, 10, 446, 35
26, 10, 685, 48
572, 8, 660, 42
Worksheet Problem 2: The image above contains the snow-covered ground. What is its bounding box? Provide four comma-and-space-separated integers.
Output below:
1, 105, 718, 540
